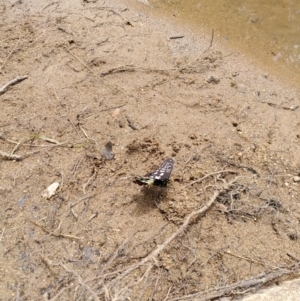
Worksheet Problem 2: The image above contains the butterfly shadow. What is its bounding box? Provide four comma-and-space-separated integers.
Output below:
132, 186, 169, 215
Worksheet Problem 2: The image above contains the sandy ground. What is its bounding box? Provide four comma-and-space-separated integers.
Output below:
1, 0, 300, 300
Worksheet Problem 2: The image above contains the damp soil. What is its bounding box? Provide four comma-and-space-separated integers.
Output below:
1, 0, 300, 300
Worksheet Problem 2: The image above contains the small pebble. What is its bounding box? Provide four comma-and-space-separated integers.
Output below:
293, 176, 300, 182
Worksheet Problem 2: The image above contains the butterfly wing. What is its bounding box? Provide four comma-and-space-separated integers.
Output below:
149, 158, 174, 186
133, 158, 174, 187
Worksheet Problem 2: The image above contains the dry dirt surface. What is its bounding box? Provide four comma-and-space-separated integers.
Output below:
1, 0, 300, 300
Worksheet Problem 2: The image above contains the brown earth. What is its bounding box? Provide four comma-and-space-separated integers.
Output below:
1, 0, 300, 300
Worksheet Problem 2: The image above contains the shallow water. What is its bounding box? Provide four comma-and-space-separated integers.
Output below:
149, 0, 300, 86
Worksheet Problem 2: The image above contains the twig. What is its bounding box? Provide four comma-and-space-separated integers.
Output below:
11, 139, 24, 154
0, 227, 5, 242
48, 283, 76, 301
170, 36, 184, 39
199, 250, 220, 268
100, 65, 135, 77
0, 149, 40, 161
126, 116, 137, 130
164, 286, 173, 301
27, 219, 81, 240
217, 156, 259, 174
178, 29, 214, 74
79, 125, 89, 139
137, 266, 152, 301
60, 264, 100, 301
111, 177, 239, 286
150, 269, 163, 301
42, 1, 59, 12
0, 76, 28, 95
65, 48, 93, 72
264, 101, 299, 111
183, 170, 237, 188
15, 282, 20, 301
0, 150, 23, 161
99, 103, 126, 112
0, 38, 20, 70
167, 264, 299, 301
223, 251, 266, 267
99, 237, 132, 275
100, 65, 171, 77
69, 194, 96, 209
126, 222, 169, 255
67, 118, 81, 136
286, 252, 300, 262
82, 170, 97, 194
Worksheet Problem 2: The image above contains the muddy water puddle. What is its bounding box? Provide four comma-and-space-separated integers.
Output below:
149, 0, 300, 86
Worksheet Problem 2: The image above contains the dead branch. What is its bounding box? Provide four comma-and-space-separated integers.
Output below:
167, 263, 300, 301
0, 76, 28, 95
110, 177, 239, 287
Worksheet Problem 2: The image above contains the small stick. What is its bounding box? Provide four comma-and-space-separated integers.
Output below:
167, 265, 298, 301
0, 149, 40, 161
0, 150, 22, 161
99, 103, 126, 112
0, 38, 20, 70
164, 286, 173, 301
67, 118, 80, 136
217, 156, 258, 174
126, 116, 137, 130
79, 125, 89, 139
65, 48, 93, 72
0, 76, 28, 95
11, 139, 24, 154
0, 227, 5, 241
223, 251, 266, 267
170, 35, 184, 39
48, 283, 76, 301
264, 101, 299, 111
60, 264, 100, 301
70, 194, 96, 209
183, 170, 237, 187
82, 170, 97, 194
100, 65, 135, 77
286, 252, 300, 262
27, 219, 81, 240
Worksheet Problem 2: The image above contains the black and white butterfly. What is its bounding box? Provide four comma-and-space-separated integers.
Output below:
134, 158, 174, 187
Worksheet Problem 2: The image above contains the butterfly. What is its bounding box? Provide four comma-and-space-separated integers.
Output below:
133, 158, 174, 187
